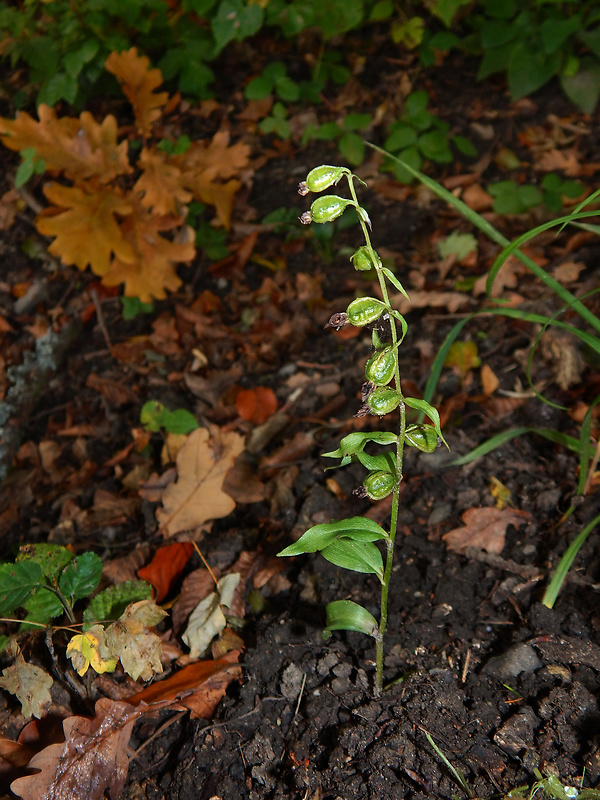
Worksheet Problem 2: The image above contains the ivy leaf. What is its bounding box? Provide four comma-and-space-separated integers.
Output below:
323, 600, 380, 639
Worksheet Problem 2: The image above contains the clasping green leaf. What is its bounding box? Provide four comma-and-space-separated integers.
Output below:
323, 600, 380, 640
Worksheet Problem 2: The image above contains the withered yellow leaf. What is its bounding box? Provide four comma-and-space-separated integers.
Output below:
135, 147, 193, 215
101, 212, 196, 301
36, 183, 135, 275
105, 48, 169, 137
156, 427, 244, 537
66, 626, 118, 677
0, 105, 131, 183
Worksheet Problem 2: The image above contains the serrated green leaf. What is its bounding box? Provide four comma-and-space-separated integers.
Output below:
323, 600, 379, 639
83, 580, 152, 628
21, 586, 64, 627
0, 562, 43, 615
59, 552, 102, 604
278, 517, 388, 557
322, 539, 384, 580
16, 543, 74, 582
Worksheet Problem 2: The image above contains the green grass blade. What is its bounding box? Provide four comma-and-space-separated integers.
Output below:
542, 511, 600, 608
367, 143, 600, 335
450, 427, 588, 466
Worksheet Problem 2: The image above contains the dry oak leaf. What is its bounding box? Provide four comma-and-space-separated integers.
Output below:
101, 211, 196, 301
10, 698, 142, 800
156, 426, 244, 537
443, 507, 532, 555
134, 147, 193, 216
0, 654, 53, 719
173, 131, 251, 228
36, 183, 134, 275
105, 48, 169, 138
0, 106, 131, 183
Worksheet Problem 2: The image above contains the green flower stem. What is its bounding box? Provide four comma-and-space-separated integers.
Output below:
347, 175, 406, 693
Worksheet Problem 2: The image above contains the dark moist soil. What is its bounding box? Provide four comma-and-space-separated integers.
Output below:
1, 45, 600, 800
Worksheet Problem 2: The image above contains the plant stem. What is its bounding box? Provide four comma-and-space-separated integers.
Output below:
347, 174, 407, 692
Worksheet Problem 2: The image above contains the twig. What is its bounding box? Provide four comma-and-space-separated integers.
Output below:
90, 289, 113, 353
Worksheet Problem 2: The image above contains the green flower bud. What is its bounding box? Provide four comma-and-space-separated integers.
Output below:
351, 246, 381, 272
366, 387, 401, 416
310, 195, 352, 224
363, 471, 396, 501
371, 328, 386, 350
346, 297, 385, 327
405, 424, 439, 453
364, 346, 396, 386
305, 165, 346, 193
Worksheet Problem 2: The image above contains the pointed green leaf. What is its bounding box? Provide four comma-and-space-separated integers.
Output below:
323, 600, 380, 639
277, 517, 388, 557
382, 267, 410, 300
322, 540, 384, 581
0, 562, 42, 615
405, 397, 448, 448
323, 432, 397, 459
59, 552, 102, 604
356, 451, 396, 473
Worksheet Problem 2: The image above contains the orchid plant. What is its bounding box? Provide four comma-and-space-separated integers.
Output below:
278, 165, 447, 693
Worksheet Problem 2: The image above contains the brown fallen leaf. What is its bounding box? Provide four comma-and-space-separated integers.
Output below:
443, 507, 531, 555
127, 651, 241, 720
10, 698, 143, 800
156, 427, 244, 537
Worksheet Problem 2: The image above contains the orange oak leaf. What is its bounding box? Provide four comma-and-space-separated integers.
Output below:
36, 183, 135, 275
134, 147, 193, 215
443, 507, 531, 555
105, 48, 169, 137
101, 212, 196, 301
10, 698, 143, 800
0, 105, 131, 183
173, 131, 251, 228
156, 426, 244, 537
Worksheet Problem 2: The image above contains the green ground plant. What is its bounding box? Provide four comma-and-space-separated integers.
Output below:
0, 544, 153, 665
277, 165, 446, 693
370, 142, 600, 608
488, 176, 585, 215
382, 91, 477, 183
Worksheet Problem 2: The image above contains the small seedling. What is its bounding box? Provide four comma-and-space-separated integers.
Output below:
277, 165, 446, 692
140, 400, 199, 435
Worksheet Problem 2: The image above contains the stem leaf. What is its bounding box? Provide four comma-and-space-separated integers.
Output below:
323, 600, 380, 639
382, 267, 410, 301
404, 397, 448, 448
322, 539, 384, 581
277, 517, 388, 557
0, 562, 43, 615
323, 431, 397, 459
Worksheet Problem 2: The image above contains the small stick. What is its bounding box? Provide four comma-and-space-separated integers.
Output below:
90, 289, 112, 353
